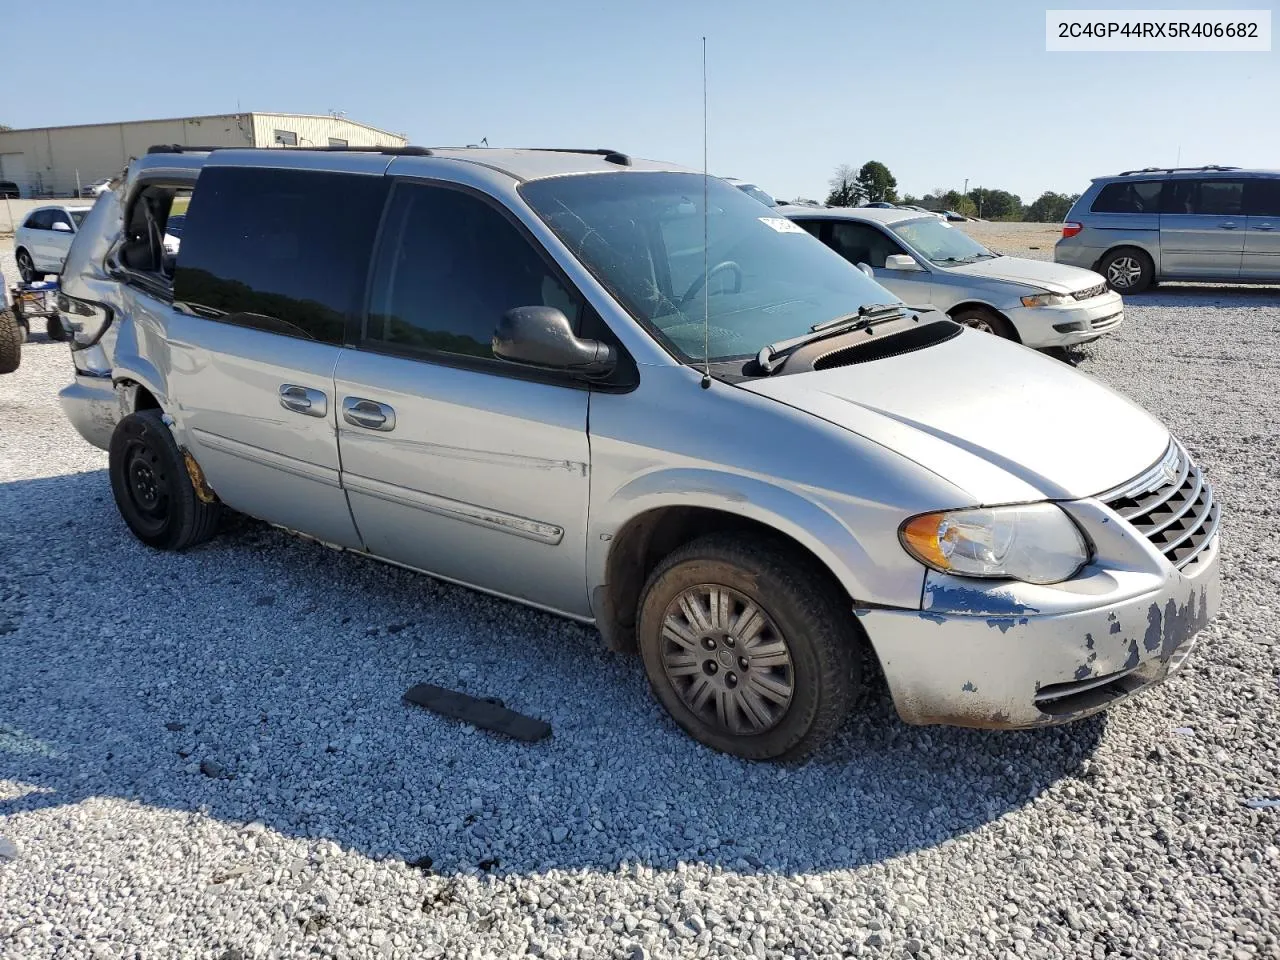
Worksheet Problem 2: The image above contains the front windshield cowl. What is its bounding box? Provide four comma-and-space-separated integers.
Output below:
519, 172, 899, 366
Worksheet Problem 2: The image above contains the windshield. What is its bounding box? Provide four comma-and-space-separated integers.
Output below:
735, 183, 777, 207
892, 217, 994, 264
519, 172, 897, 363
71, 211, 88, 228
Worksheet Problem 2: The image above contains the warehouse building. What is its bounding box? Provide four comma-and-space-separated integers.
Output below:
0, 113, 408, 198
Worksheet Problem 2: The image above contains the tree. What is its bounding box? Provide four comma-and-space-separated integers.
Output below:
968, 187, 1023, 221
938, 190, 977, 217
1024, 191, 1080, 223
826, 164, 862, 207
856, 161, 898, 203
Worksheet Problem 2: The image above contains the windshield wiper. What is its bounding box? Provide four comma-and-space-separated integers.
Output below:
755, 303, 908, 374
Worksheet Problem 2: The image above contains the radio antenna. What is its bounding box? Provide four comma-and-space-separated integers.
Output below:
700, 36, 712, 390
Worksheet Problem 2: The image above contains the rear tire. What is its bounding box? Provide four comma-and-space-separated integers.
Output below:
15, 249, 44, 283
109, 410, 221, 550
952, 306, 1017, 340
1099, 247, 1154, 294
637, 532, 860, 760
0, 310, 20, 375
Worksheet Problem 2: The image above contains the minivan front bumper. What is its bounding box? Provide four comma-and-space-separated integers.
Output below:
856, 533, 1220, 729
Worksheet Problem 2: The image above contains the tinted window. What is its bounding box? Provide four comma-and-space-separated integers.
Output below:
49, 210, 72, 229
173, 168, 388, 345
794, 219, 823, 238
828, 221, 905, 268
24, 210, 51, 230
1165, 179, 1244, 216
1244, 178, 1280, 217
1092, 180, 1164, 214
366, 183, 582, 361
70, 211, 87, 228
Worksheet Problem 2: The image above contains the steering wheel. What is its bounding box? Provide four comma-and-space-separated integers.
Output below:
678, 260, 743, 306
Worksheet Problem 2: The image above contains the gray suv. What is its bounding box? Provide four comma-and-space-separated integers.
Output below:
55, 145, 1220, 759
1056, 165, 1280, 292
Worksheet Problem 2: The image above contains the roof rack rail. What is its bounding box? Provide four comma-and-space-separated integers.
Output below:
146, 143, 433, 157
523, 147, 632, 167
1117, 164, 1239, 176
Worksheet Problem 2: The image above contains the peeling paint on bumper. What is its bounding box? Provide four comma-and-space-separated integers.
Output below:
856, 535, 1220, 729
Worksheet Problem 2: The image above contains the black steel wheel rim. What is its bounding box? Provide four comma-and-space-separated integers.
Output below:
122, 436, 171, 534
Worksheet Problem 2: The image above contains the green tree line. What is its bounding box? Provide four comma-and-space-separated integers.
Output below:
824, 162, 1079, 222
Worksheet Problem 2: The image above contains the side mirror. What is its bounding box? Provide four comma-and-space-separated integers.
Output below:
52, 221, 73, 233
493, 306, 616, 377
855, 261, 875, 278
884, 253, 922, 272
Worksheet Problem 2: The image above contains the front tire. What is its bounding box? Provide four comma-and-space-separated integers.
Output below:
637, 533, 860, 760
109, 410, 221, 550
952, 306, 1017, 340
1099, 247, 1154, 294
15, 249, 44, 283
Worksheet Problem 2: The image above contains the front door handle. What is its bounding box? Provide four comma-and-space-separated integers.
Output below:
342, 397, 396, 432
279, 384, 328, 418
1218, 221, 1239, 230
1256, 223, 1275, 231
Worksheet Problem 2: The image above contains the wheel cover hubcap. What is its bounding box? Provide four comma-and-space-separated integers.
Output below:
963, 317, 994, 333
1107, 257, 1141, 288
660, 585, 795, 736
17, 252, 33, 279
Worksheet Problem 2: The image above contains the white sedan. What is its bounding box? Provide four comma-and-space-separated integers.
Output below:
13, 204, 92, 282
782, 205, 1123, 348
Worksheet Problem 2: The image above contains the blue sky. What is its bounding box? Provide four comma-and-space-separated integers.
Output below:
7, 0, 1276, 202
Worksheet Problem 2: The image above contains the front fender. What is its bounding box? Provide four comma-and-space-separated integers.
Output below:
588, 467, 928, 611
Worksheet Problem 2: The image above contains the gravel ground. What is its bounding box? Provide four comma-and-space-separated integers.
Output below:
1, 243, 1278, 960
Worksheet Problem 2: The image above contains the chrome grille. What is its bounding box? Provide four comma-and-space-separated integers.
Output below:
1102, 442, 1220, 570
1073, 282, 1107, 301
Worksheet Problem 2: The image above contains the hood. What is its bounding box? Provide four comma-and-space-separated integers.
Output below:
740, 327, 1169, 504
947, 255, 1103, 294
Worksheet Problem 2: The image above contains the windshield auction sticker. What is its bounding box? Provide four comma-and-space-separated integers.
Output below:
1046, 9, 1270, 50
759, 217, 807, 233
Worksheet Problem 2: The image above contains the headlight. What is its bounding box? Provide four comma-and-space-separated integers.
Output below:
900, 503, 1088, 584
1020, 292, 1072, 308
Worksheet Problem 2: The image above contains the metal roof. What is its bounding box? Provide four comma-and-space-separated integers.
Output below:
141, 144, 694, 182
0, 112, 406, 140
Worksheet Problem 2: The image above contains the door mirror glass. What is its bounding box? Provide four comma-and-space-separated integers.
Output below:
493, 306, 616, 376
51, 220, 73, 233
884, 253, 922, 271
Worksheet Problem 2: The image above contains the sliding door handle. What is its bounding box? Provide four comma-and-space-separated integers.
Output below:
342, 397, 396, 432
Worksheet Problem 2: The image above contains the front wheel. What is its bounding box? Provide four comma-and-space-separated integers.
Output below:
637, 533, 860, 760
109, 410, 222, 550
952, 306, 1016, 340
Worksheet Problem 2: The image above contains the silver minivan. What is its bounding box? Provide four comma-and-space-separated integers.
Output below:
1056, 165, 1280, 292
57, 146, 1220, 759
